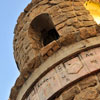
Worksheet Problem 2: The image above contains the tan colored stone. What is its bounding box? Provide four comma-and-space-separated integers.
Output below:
74, 87, 98, 100
78, 75, 97, 90
97, 72, 100, 82
49, 0, 63, 4
24, 3, 33, 12
10, 86, 19, 99
58, 33, 76, 46
62, 86, 80, 100
40, 41, 59, 56
17, 12, 25, 23
15, 75, 25, 88
80, 27, 90, 39
47, 49, 54, 56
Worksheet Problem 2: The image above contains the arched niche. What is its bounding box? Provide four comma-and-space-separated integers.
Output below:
29, 13, 60, 46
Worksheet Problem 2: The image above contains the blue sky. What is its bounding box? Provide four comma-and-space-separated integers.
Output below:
0, 0, 31, 100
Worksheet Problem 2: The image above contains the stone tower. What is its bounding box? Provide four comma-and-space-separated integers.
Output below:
9, 0, 100, 100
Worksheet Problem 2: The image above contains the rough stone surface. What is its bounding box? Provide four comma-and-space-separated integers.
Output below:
53, 73, 100, 100
13, 0, 100, 72
78, 75, 97, 90
62, 86, 80, 100
74, 87, 98, 100
9, 0, 100, 100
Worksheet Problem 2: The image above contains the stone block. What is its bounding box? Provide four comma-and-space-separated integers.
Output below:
78, 75, 97, 90
47, 49, 54, 56
97, 72, 100, 82
74, 87, 98, 100
80, 27, 90, 39
24, 3, 33, 12
15, 75, 25, 88
17, 12, 25, 23
40, 41, 59, 56
53, 14, 67, 25
10, 86, 19, 99
58, 33, 76, 46
62, 86, 80, 100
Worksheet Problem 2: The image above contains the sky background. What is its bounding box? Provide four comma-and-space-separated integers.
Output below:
0, 0, 31, 100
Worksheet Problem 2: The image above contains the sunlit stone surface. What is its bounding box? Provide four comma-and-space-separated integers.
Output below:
84, 1, 100, 24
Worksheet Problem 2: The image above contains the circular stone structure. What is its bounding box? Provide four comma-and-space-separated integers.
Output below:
9, 0, 100, 100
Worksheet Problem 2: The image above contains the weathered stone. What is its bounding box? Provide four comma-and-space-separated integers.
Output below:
15, 75, 25, 88
53, 14, 68, 25
38, 0, 48, 5
17, 12, 25, 23
80, 27, 90, 39
66, 18, 78, 26
74, 87, 98, 100
24, 3, 33, 12
40, 41, 59, 56
62, 86, 80, 100
74, 6, 85, 11
47, 49, 54, 56
83, 20, 96, 27
58, 1, 72, 8
96, 96, 100, 100
96, 85, 100, 94
10, 0, 100, 100
58, 32, 76, 46
78, 75, 97, 90
80, 26, 97, 39
55, 97, 61, 100
10, 86, 19, 99
58, 26, 76, 36
75, 10, 89, 16
49, 0, 63, 4
97, 72, 100, 82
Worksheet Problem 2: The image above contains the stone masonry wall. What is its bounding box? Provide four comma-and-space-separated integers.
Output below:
26, 72, 100, 100
10, 0, 100, 100
14, 0, 100, 72
24, 46, 100, 100
54, 72, 100, 100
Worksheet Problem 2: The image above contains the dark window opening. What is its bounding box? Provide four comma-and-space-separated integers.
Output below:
30, 13, 60, 46
41, 28, 59, 46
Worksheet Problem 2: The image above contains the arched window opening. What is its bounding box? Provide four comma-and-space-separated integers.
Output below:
30, 13, 60, 46
41, 28, 59, 46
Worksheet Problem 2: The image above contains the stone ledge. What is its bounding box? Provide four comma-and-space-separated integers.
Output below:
24, 46, 100, 100
9, 36, 100, 100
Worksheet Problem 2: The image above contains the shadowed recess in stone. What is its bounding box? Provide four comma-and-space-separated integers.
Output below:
30, 13, 60, 46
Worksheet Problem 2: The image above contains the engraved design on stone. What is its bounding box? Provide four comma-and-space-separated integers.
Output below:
80, 49, 100, 72
26, 47, 100, 100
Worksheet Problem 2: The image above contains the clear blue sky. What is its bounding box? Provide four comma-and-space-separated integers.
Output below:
0, 0, 31, 100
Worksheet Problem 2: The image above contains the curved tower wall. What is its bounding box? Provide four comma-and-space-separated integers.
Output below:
10, 0, 100, 100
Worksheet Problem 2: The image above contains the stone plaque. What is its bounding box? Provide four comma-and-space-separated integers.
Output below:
35, 69, 61, 100
43, 69, 61, 99
64, 57, 89, 82
55, 64, 70, 87
94, 47, 100, 67
80, 49, 100, 72
35, 80, 47, 100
